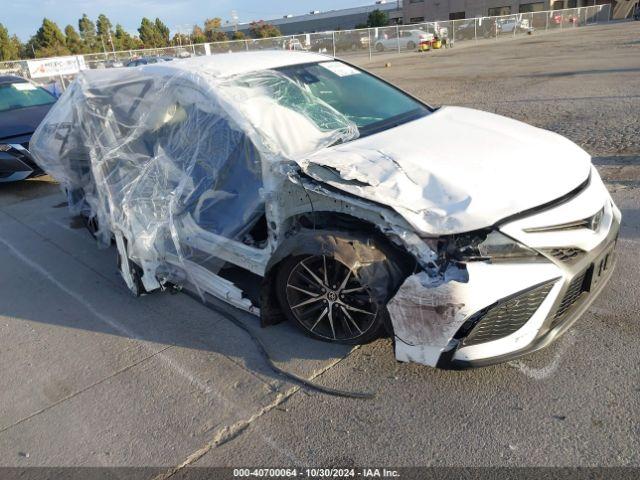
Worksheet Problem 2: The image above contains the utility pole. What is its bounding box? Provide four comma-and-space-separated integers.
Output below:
231, 10, 239, 33
108, 30, 115, 59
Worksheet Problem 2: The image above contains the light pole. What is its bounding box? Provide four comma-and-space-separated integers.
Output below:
174, 24, 195, 51
231, 10, 239, 33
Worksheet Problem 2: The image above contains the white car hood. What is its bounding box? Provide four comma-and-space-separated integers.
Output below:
298, 106, 592, 235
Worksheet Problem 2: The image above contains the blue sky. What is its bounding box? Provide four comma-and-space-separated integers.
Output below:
4, 0, 378, 40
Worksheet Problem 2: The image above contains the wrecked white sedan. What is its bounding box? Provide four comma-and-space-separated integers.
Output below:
30, 51, 620, 368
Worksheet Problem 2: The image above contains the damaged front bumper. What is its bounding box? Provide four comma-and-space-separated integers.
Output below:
387, 170, 621, 368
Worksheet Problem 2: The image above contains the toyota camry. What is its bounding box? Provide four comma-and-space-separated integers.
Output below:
30, 51, 620, 368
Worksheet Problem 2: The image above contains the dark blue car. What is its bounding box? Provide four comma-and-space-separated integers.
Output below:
125, 56, 174, 67
0, 75, 57, 183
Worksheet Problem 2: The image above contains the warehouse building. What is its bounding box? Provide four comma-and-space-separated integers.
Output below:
221, 1, 403, 35
403, 0, 612, 23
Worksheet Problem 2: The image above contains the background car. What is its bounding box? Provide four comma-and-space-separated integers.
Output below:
175, 48, 192, 58
105, 59, 124, 68
454, 18, 498, 39
453, 19, 477, 40
314, 32, 369, 53
375, 29, 433, 51
0, 75, 56, 183
282, 38, 308, 51
497, 18, 531, 34
125, 56, 174, 67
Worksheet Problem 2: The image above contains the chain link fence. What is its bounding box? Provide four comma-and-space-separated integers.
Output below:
0, 4, 611, 90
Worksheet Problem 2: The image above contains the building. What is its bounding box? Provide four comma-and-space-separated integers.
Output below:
403, 0, 611, 22
221, 1, 403, 35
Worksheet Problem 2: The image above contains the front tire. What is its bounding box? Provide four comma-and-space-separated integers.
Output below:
375, 43, 384, 52
276, 254, 388, 345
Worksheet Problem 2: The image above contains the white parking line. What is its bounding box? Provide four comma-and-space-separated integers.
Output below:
0, 233, 228, 402
0, 232, 303, 464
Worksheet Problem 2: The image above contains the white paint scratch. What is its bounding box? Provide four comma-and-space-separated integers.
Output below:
508, 331, 576, 380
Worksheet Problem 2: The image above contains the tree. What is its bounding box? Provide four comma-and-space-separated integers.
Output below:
231, 31, 246, 40
154, 18, 170, 46
171, 33, 191, 47
131, 36, 144, 50
10, 35, 24, 59
367, 9, 389, 27
78, 14, 97, 52
0, 23, 21, 61
96, 14, 112, 38
64, 25, 83, 54
249, 21, 281, 39
138, 17, 162, 48
114, 24, 136, 50
191, 25, 207, 44
97, 14, 115, 52
204, 17, 228, 42
31, 18, 70, 57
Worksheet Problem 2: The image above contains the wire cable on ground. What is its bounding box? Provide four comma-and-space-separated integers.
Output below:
180, 288, 376, 400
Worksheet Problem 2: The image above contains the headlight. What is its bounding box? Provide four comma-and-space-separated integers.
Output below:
445, 230, 543, 262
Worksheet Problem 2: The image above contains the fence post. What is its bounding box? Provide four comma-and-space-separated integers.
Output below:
474, 18, 477, 42
332, 31, 336, 58
245, 40, 249, 51
546, 12, 549, 31
396, 24, 401, 53
368, 28, 372, 60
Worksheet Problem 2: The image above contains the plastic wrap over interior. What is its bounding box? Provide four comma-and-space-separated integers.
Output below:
30, 63, 359, 296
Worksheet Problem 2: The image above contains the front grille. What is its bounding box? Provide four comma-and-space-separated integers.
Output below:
524, 207, 604, 233
462, 281, 555, 346
552, 270, 588, 326
546, 247, 585, 263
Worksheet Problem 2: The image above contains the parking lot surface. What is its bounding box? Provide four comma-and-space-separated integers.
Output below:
1, 21, 638, 470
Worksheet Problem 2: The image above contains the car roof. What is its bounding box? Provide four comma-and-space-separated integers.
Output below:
82, 51, 335, 95
0, 75, 28, 85
145, 50, 331, 78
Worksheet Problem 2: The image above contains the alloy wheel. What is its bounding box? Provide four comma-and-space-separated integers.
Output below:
285, 255, 378, 341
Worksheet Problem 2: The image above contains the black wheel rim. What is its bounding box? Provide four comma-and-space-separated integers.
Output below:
285, 255, 378, 341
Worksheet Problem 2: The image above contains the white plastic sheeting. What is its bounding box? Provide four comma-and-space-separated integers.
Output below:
30, 59, 358, 295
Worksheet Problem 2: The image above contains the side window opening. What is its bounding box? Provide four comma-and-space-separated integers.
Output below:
244, 213, 269, 247
152, 99, 266, 244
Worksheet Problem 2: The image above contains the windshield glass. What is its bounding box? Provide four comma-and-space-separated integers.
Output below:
275, 61, 429, 137
0, 82, 56, 113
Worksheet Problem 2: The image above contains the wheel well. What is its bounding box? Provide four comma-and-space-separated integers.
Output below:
259, 212, 417, 328
294, 211, 380, 235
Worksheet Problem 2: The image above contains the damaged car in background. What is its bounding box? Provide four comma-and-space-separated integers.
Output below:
30, 51, 620, 368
